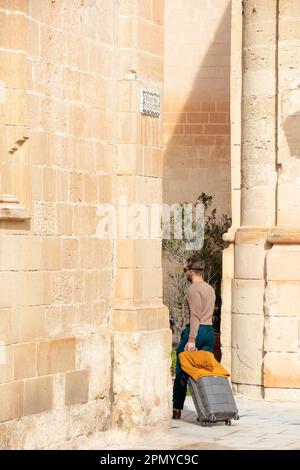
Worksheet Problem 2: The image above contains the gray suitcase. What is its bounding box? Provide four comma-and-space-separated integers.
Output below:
188, 376, 239, 426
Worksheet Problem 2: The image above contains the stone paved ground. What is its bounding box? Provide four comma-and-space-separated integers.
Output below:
175, 396, 300, 450
127, 396, 300, 450
63, 396, 300, 450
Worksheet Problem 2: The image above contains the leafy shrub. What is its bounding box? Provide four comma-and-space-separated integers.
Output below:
163, 193, 231, 344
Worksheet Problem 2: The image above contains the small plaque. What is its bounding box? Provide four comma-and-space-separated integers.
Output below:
140, 89, 160, 117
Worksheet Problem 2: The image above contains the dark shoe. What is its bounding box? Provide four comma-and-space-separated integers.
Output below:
172, 409, 181, 419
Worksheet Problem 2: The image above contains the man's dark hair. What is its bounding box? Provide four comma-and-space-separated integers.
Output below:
186, 257, 205, 274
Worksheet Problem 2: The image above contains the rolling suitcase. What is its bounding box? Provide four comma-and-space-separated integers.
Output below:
188, 375, 239, 427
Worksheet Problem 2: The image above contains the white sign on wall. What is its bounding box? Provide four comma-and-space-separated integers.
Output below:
140, 89, 160, 117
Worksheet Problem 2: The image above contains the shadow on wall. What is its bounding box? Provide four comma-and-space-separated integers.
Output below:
162, 1, 232, 355
282, 111, 300, 157
163, 0, 232, 215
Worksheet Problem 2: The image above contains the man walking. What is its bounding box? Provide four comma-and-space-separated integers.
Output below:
172, 257, 216, 419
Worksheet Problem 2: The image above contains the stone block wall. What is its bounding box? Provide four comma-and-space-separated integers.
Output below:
0, 0, 171, 448
112, 0, 171, 432
0, 0, 115, 448
163, 0, 231, 214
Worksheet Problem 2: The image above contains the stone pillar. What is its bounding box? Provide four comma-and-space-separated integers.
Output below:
231, 0, 278, 398
263, 0, 300, 401
221, 0, 243, 373
112, 0, 172, 430
231, 0, 300, 401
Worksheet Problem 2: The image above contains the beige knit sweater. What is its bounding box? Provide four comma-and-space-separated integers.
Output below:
181, 281, 216, 342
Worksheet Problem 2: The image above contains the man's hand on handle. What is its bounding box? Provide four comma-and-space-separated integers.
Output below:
185, 342, 196, 351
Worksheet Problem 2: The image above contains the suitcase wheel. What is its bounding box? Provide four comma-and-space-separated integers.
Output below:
197, 417, 207, 427
225, 420, 231, 426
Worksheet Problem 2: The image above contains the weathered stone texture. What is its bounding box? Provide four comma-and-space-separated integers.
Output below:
228, 0, 300, 400
0, 0, 171, 448
0, 0, 117, 448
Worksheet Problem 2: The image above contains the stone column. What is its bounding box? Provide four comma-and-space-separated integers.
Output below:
231, 0, 300, 401
231, 0, 278, 398
263, 0, 300, 401
221, 0, 243, 373
112, 0, 172, 430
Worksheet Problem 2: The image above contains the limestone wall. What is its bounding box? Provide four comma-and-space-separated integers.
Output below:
0, 0, 171, 449
112, 0, 171, 432
163, 0, 231, 214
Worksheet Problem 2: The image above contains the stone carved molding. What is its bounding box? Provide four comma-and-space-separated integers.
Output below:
0, 133, 31, 220
267, 228, 300, 245
0, 11, 31, 220
223, 226, 300, 246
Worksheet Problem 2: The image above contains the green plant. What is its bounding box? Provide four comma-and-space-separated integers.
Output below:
171, 348, 177, 378
170, 348, 191, 396
163, 193, 231, 342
